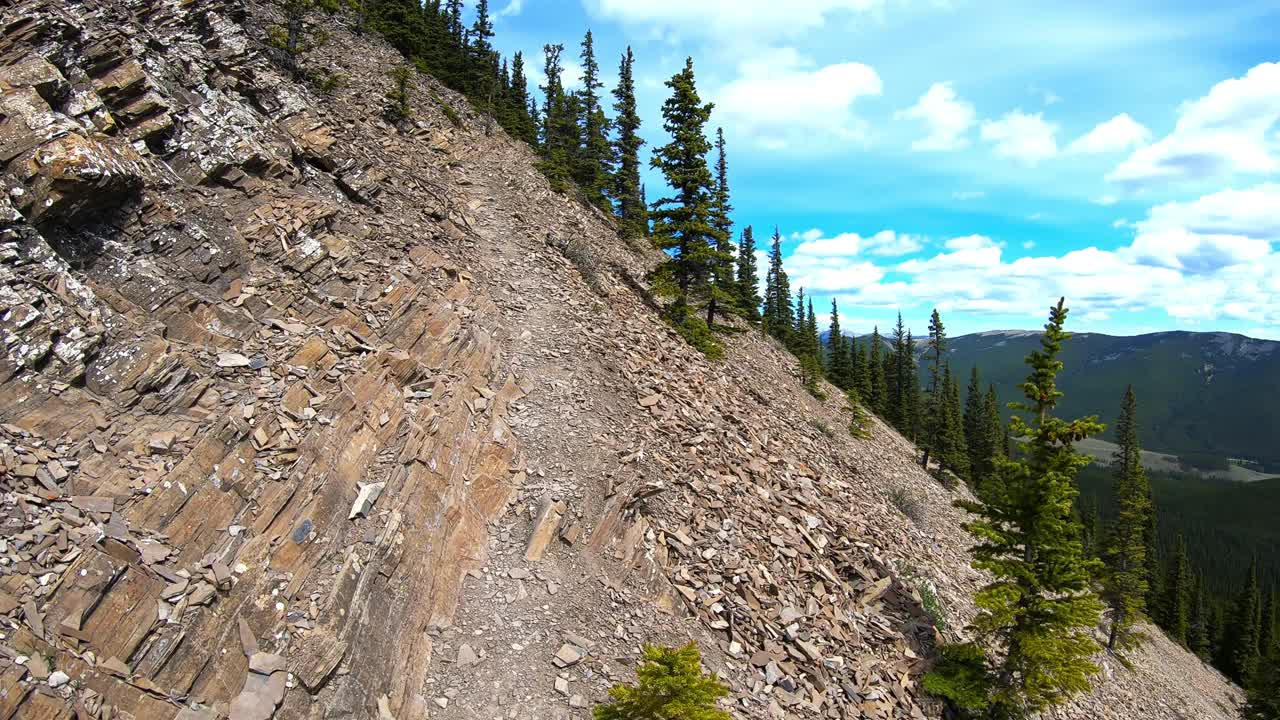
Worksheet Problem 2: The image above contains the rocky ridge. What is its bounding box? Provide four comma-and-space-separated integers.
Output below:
0, 1, 1243, 719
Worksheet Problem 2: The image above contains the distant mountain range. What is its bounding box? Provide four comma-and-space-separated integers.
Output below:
934, 330, 1280, 471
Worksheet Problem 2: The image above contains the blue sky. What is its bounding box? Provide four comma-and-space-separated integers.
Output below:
486, 0, 1280, 339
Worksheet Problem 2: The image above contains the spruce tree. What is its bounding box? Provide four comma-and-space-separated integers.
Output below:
705, 128, 736, 326
943, 298, 1104, 717
610, 47, 647, 239
868, 327, 886, 415
574, 30, 611, 211
1261, 589, 1278, 657
792, 288, 807, 346
1144, 484, 1162, 623
972, 384, 1004, 486
735, 226, 761, 321
851, 336, 869, 402
887, 313, 910, 430
939, 364, 970, 480
903, 332, 923, 442
925, 309, 947, 467
1226, 559, 1263, 684
508, 52, 538, 145
963, 365, 986, 482
538, 44, 575, 191
1101, 386, 1153, 651
827, 300, 847, 388
1188, 574, 1211, 658
1161, 536, 1192, 646
649, 57, 717, 347
1243, 647, 1280, 720
595, 643, 730, 720
761, 228, 792, 342
467, 0, 498, 120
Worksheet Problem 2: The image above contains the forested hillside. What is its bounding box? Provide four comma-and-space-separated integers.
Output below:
936, 330, 1280, 470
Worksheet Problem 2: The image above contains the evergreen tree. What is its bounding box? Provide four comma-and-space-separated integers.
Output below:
1261, 589, 1278, 657
268, 0, 351, 77
886, 313, 910, 430
903, 332, 923, 442
610, 47, 646, 240
734, 226, 761, 321
1188, 574, 1211, 658
595, 643, 730, 720
508, 52, 538, 145
1078, 495, 1101, 559
963, 365, 986, 483
1225, 558, 1263, 684
868, 327, 886, 415
1101, 386, 1153, 651
1243, 647, 1280, 720
649, 58, 717, 348
971, 384, 1004, 486
1144, 484, 1162, 623
851, 336, 870, 402
1161, 536, 1192, 646
467, 0, 499, 120
705, 128, 736, 326
761, 228, 792, 341
827, 300, 847, 385
574, 30, 611, 211
939, 364, 970, 479
942, 298, 1104, 717
925, 309, 947, 466
538, 44, 575, 191
792, 288, 807, 345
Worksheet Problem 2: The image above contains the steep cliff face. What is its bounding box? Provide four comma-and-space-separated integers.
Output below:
0, 2, 1243, 719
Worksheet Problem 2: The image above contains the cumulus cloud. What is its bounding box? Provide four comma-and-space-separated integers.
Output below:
715, 49, 882, 150
899, 82, 976, 151
495, 0, 524, 18
1108, 62, 1280, 189
980, 109, 1059, 165
791, 229, 925, 258
586, 0, 882, 41
1066, 113, 1151, 154
783, 184, 1280, 329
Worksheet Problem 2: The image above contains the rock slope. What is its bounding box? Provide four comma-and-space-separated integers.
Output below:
0, 1, 1243, 719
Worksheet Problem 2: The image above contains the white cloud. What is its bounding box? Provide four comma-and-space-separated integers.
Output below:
980, 109, 1059, 165
586, 0, 882, 41
899, 82, 976, 151
716, 49, 882, 150
495, 0, 524, 19
1108, 62, 1280, 189
781, 184, 1280, 330
791, 229, 925, 258
1094, 195, 1118, 206
1067, 113, 1151, 154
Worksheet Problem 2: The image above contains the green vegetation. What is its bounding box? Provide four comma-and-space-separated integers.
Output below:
1099, 386, 1153, 652
933, 298, 1104, 718
384, 65, 413, 122
934, 330, 1280, 470
594, 643, 729, 720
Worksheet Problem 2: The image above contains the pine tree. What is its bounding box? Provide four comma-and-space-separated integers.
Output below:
852, 336, 871, 403
886, 313, 910, 430
868, 327, 886, 415
943, 298, 1104, 717
595, 643, 730, 720
1226, 558, 1263, 684
925, 308, 947, 467
761, 228, 791, 342
610, 47, 647, 240
1161, 536, 1192, 646
1261, 589, 1278, 657
574, 30, 611, 211
538, 44, 575, 191
792, 288, 807, 346
705, 128, 736, 326
734, 226, 761, 322
903, 332, 923, 442
972, 384, 1003, 485
467, 0, 499, 121
1101, 387, 1152, 651
939, 364, 970, 480
649, 57, 717, 349
1189, 574, 1211, 658
268, 0, 351, 77
1243, 646, 1280, 720
827, 300, 848, 388
508, 52, 538, 145
1144, 484, 1162, 622
962, 365, 986, 483
1078, 495, 1101, 559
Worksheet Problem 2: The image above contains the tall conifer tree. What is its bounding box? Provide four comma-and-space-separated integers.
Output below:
761, 228, 792, 341
827, 300, 847, 385
1226, 559, 1263, 684
925, 309, 947, 466
649, 58, 715, 329
937, 299, 1104, 717
735, 226, 761, 321
574, 30, 611, 211
1101, 385, 1152, 651
610, 47, 646, 239
868, 328, 886, 415
1161, 536, 1192, 646
705, 128, 736, 326
538, 44, 574, 190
